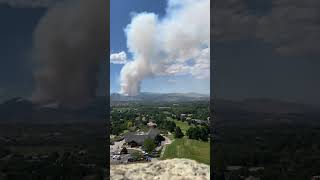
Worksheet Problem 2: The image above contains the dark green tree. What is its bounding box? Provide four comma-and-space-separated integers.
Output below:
143, 138, 157, 154
174, 126, 184, 138
154, 134, 165, 145
120, 147, 128, 154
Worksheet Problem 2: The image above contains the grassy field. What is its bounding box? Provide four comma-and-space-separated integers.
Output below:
162, 138, 210, 165
166, 117, 192, 134
174, 120, 192, 134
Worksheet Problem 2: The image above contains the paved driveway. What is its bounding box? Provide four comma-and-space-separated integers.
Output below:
159, 135, 173, 158
162, 135, 172, 145
110, 154, 132, 165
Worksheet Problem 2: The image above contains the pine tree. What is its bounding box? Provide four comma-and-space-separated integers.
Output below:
174, 126, 184, 138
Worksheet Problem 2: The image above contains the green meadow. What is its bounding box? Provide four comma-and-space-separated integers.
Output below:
162, 138, 210, 165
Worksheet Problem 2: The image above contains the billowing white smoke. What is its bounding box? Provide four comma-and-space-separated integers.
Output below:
120, 0, 210, 96
31, 0, 107, 106
120, 13, 157, 96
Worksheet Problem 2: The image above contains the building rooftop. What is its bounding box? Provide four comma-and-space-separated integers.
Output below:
124, 128, 160, 145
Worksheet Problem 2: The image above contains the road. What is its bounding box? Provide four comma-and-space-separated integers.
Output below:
160, 135, 173, 158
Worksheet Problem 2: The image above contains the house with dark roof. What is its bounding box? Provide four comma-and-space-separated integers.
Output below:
124, 128, 160, 147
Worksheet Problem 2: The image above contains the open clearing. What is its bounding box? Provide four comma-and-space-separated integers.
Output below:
166, 117, 193, 134
161, 138, 210, 165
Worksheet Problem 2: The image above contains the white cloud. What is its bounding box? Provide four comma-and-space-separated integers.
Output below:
110, 51, 128, 64
165, 64, 190, 75
164, 48, 210, 79
190, 48, 210, 79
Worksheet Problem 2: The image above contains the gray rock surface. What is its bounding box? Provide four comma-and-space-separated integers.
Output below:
110, 158, 210, 180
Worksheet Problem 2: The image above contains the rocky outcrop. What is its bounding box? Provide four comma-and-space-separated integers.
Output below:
110, 158, 210, 180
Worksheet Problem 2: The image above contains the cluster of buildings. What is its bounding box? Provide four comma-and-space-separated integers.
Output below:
110, 121, 161, 165
124, 128, 160, 147
180, 114, 209, 125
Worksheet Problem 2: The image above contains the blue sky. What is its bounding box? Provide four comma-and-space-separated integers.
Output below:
110, 0, 210, 95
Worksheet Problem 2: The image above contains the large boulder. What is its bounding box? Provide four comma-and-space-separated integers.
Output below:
110, 158, 210, 180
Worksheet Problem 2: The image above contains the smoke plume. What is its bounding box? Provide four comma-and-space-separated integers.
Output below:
119, 0, 210, 96
31, 0, 107, 106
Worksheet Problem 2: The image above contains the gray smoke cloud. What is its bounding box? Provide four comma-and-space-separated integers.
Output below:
119, 0, 210, 96
31, 0, 107, 106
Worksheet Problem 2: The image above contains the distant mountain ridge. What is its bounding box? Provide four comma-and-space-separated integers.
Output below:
110, 92, 209, 102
